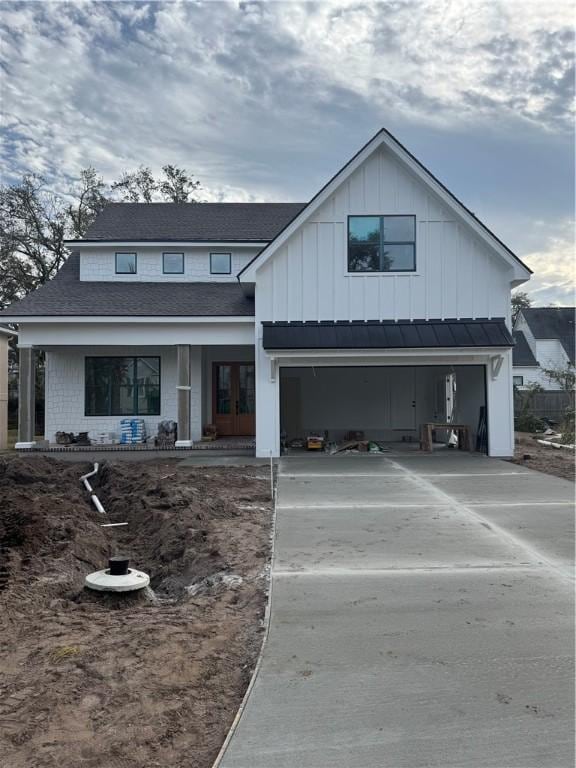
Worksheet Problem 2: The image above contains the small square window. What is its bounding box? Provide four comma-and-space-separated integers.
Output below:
163, 252, 184, 274
115, 252, 137, 274
210, 253, 231, 274
513, 376, 524, 386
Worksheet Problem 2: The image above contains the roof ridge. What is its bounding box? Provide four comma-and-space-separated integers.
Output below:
103, 201, 307, 206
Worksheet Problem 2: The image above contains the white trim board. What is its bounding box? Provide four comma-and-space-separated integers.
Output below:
66, 240, 268, 248
6, 315, 255, 324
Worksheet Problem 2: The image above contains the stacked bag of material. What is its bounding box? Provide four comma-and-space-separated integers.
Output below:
90, 431, 118, 445
119, 419, 147, 445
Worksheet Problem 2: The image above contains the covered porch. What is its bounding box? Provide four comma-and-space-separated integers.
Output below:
14, 319, 255, 450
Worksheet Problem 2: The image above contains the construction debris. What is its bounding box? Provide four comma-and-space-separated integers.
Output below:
330, 440, 390, 454
306, 434, 325, 451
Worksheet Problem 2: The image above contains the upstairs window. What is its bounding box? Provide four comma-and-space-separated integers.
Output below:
85, 357, 160, 416
513, 375, 524, 387
210, 252, 231, 274
163, 252, 184, 274
115, 252, 137, 274
348, 215, 416, 272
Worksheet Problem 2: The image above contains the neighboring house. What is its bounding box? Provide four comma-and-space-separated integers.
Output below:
1, 129, 532, 456
513, 307, 575, 390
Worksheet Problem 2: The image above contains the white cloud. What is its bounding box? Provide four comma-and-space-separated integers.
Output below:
521, 221, 575, 306
0, 0, 573, 304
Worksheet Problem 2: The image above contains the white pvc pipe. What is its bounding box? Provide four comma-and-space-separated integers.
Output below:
80, 463, 106, 515
536, 439, 575, 450
91, 494, 106, 514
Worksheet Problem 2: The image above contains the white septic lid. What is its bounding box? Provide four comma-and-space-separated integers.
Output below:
85, 568, 150, 592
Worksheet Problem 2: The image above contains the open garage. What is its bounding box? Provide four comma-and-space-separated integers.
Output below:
279, 365, 487, 451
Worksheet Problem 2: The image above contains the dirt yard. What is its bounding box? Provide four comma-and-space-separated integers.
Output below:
509, 432, 575, 482
0, 456, 273, 768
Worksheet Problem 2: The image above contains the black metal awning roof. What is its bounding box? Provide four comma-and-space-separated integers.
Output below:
262, 318, 513, 351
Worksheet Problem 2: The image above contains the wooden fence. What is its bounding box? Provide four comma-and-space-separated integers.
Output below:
514, 390, 574, 423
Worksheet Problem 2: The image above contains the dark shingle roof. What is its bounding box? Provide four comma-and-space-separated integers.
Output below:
262, 319, 514, 350
512, 331, 537, 366
0, 254, 255, 317
78, 202, 306, 242
520, 307, 575, 363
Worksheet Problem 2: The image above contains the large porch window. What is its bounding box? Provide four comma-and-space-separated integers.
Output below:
85, 357, 161, 416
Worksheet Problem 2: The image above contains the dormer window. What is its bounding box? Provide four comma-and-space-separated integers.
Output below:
348, 215, 416, 272
210, 252, 232, 275
163, 252, 184, 274
115, 252, 137, 274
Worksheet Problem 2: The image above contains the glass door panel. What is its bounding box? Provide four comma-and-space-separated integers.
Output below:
212, 362, 256, 436
237, 364, 256, 435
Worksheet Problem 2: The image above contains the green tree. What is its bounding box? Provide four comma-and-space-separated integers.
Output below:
159, 165, 201, 203
541, 362, 576, 392
67, 167, 109, 238
111, 164, 201, 203
0, 174, 68, 309
111, 165, 158, 203
0, 164, 202, 310
511, 290, 532, 323
512, 291, 532, 323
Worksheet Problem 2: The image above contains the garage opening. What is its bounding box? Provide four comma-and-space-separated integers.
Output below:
279, 365, 487, 452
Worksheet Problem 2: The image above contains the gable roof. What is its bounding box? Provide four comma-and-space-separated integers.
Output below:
70, 202, 306, 243
520, 307, 575, 364
512, 331, 538, 366
238, 127, 532, 281
0, 253, 255, 318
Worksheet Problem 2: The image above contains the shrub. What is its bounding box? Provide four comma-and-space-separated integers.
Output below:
560, 408, 575, 445
515, 414, 546, 433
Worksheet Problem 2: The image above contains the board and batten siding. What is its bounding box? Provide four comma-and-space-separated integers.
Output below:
255, 148, 512, 324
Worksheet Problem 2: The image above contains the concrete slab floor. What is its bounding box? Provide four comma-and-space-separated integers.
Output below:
472, 503, 575, 570
278, 475, 430, 508
217, 454, 575, 768
426, 473, 574, 505
274, 505, 531, 573
222, 570, 573, 768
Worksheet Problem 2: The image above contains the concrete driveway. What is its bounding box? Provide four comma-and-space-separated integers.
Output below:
217, 452, 575, 768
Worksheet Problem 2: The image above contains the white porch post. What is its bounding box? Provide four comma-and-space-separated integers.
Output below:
15, 345, 36, 449
255, 334, 280, 458
486, 348, 515, 457
175, 344, 202, 447
175, 344, 192, 447
190, 345, 203, 442
0, 332, 10, 450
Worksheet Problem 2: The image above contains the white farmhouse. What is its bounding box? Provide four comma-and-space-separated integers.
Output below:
1, 129, 532, 456
513, 307, 575, 390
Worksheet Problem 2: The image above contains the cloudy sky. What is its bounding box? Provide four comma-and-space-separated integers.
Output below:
1, 0, 574, 304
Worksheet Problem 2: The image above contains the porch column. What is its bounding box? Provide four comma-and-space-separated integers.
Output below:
175, 344, 192, 447
0, 333, 9, 450
189, 346, 203, 442
486, 348, 515, 457
15, 346, 36, 449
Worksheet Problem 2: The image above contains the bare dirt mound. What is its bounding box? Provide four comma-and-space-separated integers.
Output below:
0, 456, 272, 768
508, 433, 575, 482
